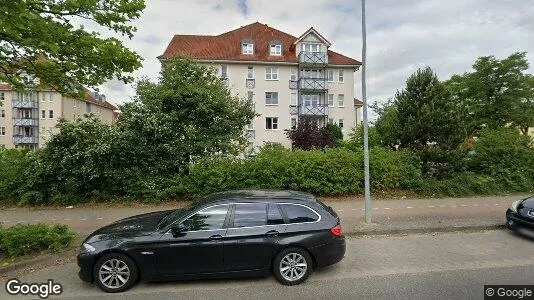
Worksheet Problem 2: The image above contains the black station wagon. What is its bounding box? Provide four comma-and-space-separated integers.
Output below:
77, 189, 345, 292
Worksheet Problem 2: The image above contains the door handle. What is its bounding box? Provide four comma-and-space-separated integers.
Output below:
266, 230, 279, 237
209, 235, 223, 240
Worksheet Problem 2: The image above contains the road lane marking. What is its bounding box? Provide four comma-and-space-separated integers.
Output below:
428, 205, 435, 208
80, 218, 87, 221
460, 205, 468, 207
494, 204, 500, 206
406, 207, 413, 209
64, 218, 71, 221
384, 207, 391, 210
97, 217, 103, 220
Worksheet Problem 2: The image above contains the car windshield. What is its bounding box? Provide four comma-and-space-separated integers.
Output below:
157, 203, 199, 230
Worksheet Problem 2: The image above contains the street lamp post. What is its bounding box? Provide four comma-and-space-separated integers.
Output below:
361, 0, 372, 223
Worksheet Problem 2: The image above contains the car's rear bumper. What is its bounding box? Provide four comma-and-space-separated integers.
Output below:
77, 252, 96, 283
310, 236, 346, 269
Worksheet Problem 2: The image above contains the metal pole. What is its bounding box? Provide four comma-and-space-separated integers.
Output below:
362, 0, 372, 223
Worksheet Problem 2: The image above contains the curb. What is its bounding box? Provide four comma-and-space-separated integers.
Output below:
0, 247, 77, 275
344, 224, 506, 237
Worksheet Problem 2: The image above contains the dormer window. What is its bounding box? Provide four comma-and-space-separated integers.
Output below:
269, 40, 283, 56
302, 43, 322, 52
241, 40, 254, 55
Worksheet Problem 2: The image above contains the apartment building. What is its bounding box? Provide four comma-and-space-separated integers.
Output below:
159, 22, 362, 152
0, 83, 117, 150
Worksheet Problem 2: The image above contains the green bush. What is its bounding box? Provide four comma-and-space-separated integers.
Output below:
0, 149, 32, 205
172, 146, 422, 199
0, 223, 76, 257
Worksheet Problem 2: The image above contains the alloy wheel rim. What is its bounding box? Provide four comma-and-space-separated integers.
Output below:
279, 253, 307, 282
98, 258, 130, 289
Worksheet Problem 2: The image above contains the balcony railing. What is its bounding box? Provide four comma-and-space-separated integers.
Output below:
289, 104, 329, 116
13, 135, 39, 145
298, 77, 327, 91
13, 118, 39, 126
289, 80, 298, 90
246, 78, 255, 89
220, 77, 229, 86
12, 100, 38, 109
298, 51, 328, 67
246, 129, 255, 140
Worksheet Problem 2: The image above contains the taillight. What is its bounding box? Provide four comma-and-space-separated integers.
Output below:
330, 225, 342, 237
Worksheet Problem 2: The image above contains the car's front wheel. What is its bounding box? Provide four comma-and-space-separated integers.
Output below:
94, 253, 138, 293
273, 247, 313, 285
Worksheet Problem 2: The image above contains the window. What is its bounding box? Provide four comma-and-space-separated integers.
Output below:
268, 204, 284, 225
41, 127, 46, 136
266, 117, 279, 130
339, 119, 344, 130
0, 92, 4, 101
301, 69, 322, 79
221, 65, 228, 78
86, 102, 91, 113
247, 91, 254, 103
247, 66, 254, 79
232, 203, 267, 228
338, 94, 345, 107
242, 43, 254, 55
281, 204, 319, 223
291, 118, 297, 130
0, 110, 4, 118
290, 92, 297, 106
302, 43, 321, 52
246, 122, 254, 130
328, 94, 334, 107
270, 44, 282, 56
339, 69, 345, 83
41, 110, 45, 118
327, 69, 334, 82
328, 118, 334, 124
181, 205, 229, 231
0, 127, 5, 136
303, 94, 319, 106
265, 67, 278, 80
265, 92, 279, 105
290, 68, 297, 81
41, 92, 46, 102
49, 110, 54, 119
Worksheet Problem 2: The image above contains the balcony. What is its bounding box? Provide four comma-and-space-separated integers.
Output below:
289, 104, 329, 116
289, 80, 298, 90
13, 118, 38, 126
220, 77, 229, 86
13, 135, 39, 145
246, 129, 255, 140
298, 51, 328, 67
298, 77, 327, 91
12, 100, 38, 108
246, 78, 255, 89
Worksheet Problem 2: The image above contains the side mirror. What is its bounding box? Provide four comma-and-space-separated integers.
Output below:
170, 223, 187, 237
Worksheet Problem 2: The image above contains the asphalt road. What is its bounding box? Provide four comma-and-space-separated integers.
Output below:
1, 229, 534, 300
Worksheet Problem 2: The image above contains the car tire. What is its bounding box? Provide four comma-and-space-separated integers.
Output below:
273, 247, 313, 285
93, 253, 138, 293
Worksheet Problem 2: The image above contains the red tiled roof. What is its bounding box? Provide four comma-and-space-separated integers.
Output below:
354, 98, 364, 107
160, 22, 361, 66
0, 83, 11, 90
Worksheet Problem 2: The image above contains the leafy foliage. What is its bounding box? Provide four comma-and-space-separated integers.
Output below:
346, 124, 381, 149
0, 223, 76, 257
0, 0, 145, 95
0, 149, 32, 204
446, 52, 534, 134
286, 117, 334, 150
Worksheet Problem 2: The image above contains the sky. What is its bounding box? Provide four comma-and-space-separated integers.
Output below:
98, 0, 534, 117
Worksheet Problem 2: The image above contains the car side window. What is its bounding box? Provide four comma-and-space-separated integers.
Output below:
267, 204, 284, 225
233, 203, 267, 228
280, 204, 319, 223
181, 204, 229, 231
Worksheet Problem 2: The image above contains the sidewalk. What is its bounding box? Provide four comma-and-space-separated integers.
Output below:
0, 194, 527, 236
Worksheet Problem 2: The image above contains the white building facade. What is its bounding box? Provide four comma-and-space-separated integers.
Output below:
160, 22, 361, 153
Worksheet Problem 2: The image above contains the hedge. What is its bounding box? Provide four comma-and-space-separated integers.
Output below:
0, 223, 76, 257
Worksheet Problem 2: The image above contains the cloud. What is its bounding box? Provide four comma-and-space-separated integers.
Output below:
94, 0, 534, 122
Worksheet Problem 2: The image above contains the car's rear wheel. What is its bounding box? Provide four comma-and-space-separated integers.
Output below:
94, 253, 138, 293
273, 247, 313, 285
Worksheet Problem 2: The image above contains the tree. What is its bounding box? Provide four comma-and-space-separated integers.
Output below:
325, 123, 343, 146
371, 100, 401, 148
394, 67, 466, 151
117, 58, 256, 176
0, 0, 145, 95
348, 124, 381, 149
286, 117, 334, 150
447, 52, 533, 134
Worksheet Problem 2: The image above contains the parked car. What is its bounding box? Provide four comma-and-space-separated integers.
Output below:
506, 195, 534, 236
77, 189, 345, 292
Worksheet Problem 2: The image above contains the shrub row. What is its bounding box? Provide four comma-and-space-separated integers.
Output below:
0, 223, 76, 258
